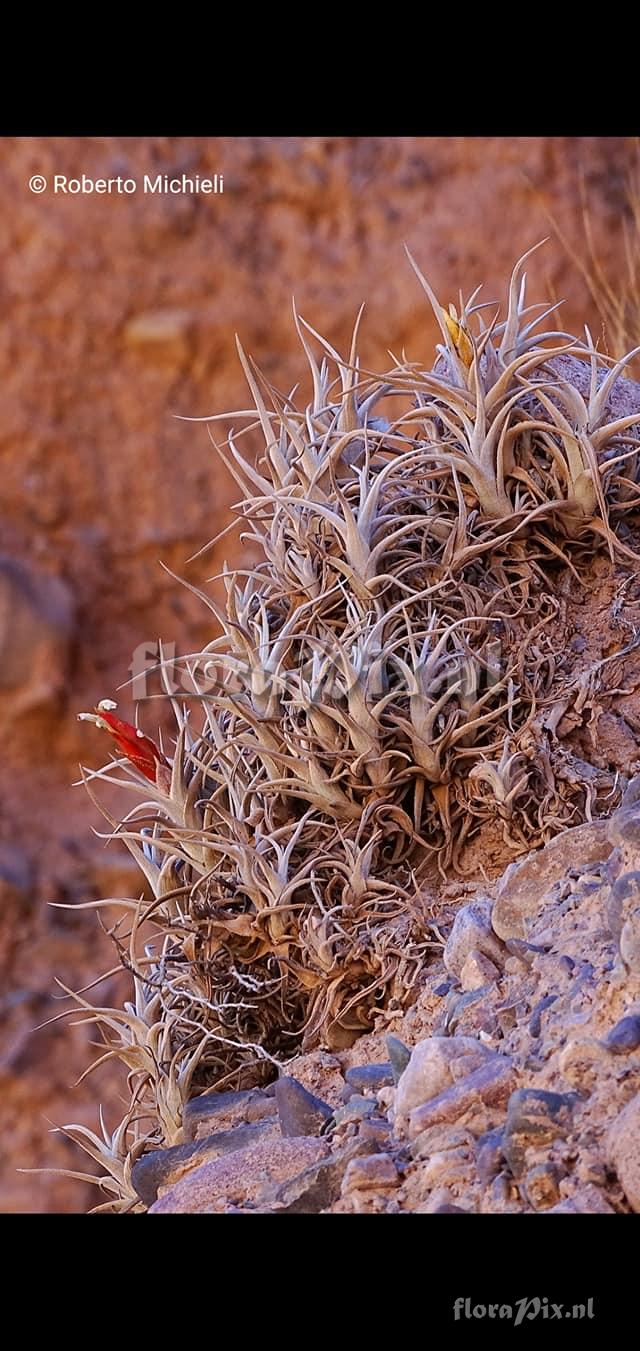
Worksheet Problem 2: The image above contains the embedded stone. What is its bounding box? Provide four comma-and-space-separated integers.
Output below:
132, 1118, 279, 1205
620, 911, 640, 974
504, 1089, 576, 1178
545, 1187, 615, 1214
523, 1162, 561, 1211
395, 1035, 493, 1134
606, 1092, 640, 1212
558, 1037, 609, 1087
274, 1076, 333, 1137
431, 1203, 471, 1213
182, 1087, 277, 1141
148, 1136, 329, 1214
341, 1153, 400, 1194
333, 1095, 379, 1127
605, 871, 640, 945
604, 1014, 640, 1054
263, 1137, 378, 1214
460, 949, 501, 991
475, 1127, 505, 1185
386, 1035, 411, 1084
443, 898, 504, 978
344, 1063, 394, 1094
492, 822, 611, 941
408, 1056, 515, 1139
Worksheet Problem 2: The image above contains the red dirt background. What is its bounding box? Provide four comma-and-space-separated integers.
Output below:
0, 135, 636, 1211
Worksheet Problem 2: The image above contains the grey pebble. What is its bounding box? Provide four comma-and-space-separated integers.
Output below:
475, 1127, 505, 1185
528, 994, 557, 1039
182, 1087, 274, 1141
275, 1076, 334, 1138
443, 987, 488, 1035
345, 1063, 394, 1093
522, 1162, 562, 1211
620, 910, 640, 973
132, 1118, 277, 1206
263, 1137, 377, 1214
432, 1204, 471, 1213
386, 1035, 411, 1084
604, 1014, 640, 1054
333, 1095, 379, 1126
443, 897, 504, 977
504, 1088, 577, 1179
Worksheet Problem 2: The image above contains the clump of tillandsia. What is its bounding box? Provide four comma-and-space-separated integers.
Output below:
60, 243, 640, 1209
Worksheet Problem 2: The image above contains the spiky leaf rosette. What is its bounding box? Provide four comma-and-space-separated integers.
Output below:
67, 246, 640, 1205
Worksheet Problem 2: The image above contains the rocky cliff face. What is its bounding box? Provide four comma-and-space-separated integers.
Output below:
136, 784, 640, 1215
0, 134, 637, 1211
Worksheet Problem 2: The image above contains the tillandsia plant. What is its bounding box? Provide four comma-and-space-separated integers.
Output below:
52, 242, 640, 1209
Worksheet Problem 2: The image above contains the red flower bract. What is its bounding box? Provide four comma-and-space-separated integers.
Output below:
79, 702, 170, 784
98, 710, 167, 782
